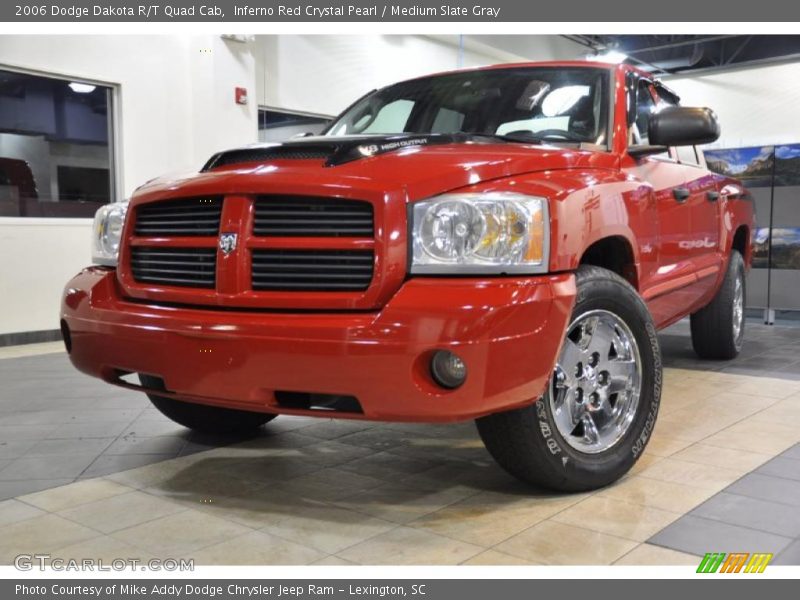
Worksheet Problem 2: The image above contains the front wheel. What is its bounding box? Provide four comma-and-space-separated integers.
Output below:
476, 265, 662, 492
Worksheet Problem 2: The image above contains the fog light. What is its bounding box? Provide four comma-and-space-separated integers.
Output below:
430, 350, 467, 389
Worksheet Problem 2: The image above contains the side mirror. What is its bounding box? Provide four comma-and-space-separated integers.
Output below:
648, 106, 720, 147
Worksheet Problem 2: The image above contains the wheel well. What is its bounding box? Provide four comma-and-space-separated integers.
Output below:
579, 236, 638, 288
732, 225, 749, 259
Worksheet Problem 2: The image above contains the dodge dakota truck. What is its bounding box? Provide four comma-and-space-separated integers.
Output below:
61, 62, 753, 491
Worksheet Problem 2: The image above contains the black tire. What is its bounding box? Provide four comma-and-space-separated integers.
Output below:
140, 375, 276, 434
690, 250, 746, 360
476, 265, 662, 492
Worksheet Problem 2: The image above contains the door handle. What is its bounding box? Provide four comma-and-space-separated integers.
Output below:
707, 191, 720, 202
673, 187, 690, 202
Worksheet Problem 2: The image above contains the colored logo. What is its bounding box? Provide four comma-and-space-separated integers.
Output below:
218, 233, 238, 256
697, 552, 773, 573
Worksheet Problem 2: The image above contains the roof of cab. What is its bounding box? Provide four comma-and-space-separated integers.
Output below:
396, 60, 649, 85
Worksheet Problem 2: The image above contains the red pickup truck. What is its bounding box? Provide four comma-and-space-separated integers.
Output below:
61, 62, 753, 491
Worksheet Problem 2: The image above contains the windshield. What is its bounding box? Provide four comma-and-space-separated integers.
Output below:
325, 66, 610, 146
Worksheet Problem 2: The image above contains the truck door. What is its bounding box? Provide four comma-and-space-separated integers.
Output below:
628, 79, 705, 326
676, 144, 723, 299
631, 80, 692, 271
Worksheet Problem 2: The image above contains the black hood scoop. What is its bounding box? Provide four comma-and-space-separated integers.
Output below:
201, 134, 479, 171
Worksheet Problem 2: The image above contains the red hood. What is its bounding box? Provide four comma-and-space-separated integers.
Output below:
132, 143, 618, 204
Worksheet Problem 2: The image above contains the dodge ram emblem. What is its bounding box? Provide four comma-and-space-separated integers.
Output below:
218, 233, 238, 255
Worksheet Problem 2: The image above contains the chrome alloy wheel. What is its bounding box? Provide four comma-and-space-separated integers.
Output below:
548, 309, 643, 454
732, 273, 744, 344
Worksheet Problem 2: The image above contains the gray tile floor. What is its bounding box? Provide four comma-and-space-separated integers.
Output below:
651, 320, 800, 564
649, 444, 800, 564
1, 318, 798, 534
659, 319, 800, 380
0, 352, 310, 500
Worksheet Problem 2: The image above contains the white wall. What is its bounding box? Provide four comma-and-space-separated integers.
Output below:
0, 35, 258, 336
461, 35, 585, 63
254, 35, 584, 117
666, 59, 800, 149
0, 220, 91, 335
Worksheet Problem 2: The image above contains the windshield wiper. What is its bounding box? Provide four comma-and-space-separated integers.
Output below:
460, 131, 583, 145
459, 132, 545, 144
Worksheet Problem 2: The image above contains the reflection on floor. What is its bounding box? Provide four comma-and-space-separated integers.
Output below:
0, 320, 798, 565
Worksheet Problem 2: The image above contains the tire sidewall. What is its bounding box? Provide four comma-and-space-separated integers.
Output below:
732, 253, 746, 352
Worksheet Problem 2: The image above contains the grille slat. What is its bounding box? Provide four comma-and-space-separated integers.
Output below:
136, 209, 222, 217
131, 247, 216, 289
253, 228, 374, 236
251, 250, 373, 292
251, 254, 373, 262
135, 229, 219, 235
135, 198, 222, 237
134, 219, 221, 226
252, 282, 370, 290
131, 267, 216, 276
131, 275, 216, 286
132, 251, 215, 259
250, 264, 373, 272
253, 272, 371, 281
253, 196, 374, 238
131, 259, 211, 267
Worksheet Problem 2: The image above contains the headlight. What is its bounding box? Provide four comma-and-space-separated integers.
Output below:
411, 192, 549, 274
92, 201, 129, 267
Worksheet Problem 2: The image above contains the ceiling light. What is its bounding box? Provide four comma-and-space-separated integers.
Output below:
68, 82, 96, 94
587, 50, 628, 64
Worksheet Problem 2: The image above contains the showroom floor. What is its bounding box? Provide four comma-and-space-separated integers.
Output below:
1, 320, 799, 566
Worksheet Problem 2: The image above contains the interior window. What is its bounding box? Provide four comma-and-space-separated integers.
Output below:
676, 145, 701, 166
431, 107, 465, 133
0, 68, 116, 217
541, 85, 591, 117
355, 99, 414, 135
632, 81, 657, 145
326, 67, 610, 146
495, 81, 601, 141
258, 108, 331, 142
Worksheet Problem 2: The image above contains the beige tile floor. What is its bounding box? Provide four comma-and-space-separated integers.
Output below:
1, 365, 799, 566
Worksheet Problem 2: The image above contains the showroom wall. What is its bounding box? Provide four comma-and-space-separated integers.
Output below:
0, 35, 258, 337
254, 35, 582, 116
666, 59, 800, 148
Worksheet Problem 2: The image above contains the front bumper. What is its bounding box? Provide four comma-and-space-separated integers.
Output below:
61, 268, 576, 422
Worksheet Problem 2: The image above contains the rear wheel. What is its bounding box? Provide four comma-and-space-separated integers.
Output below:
140, 375, 276, 434
476, 265, 662, 492
690, 250, 746, 360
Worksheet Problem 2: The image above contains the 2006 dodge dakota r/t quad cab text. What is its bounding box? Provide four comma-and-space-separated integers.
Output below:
61, 62, 753, 491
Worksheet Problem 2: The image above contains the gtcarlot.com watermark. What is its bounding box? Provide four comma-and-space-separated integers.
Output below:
14, 554, 194, 572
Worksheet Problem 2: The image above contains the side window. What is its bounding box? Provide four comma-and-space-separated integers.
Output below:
359, 99, 414, 134
676, 145, 701, 166
633, 81, 657, 145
